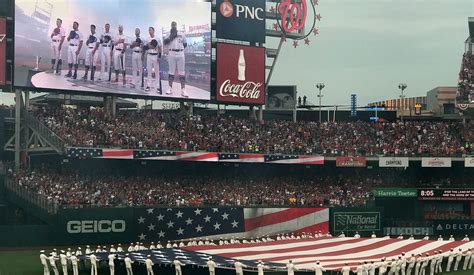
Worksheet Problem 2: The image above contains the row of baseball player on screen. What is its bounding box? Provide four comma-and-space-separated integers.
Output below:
49, 18, 189, 97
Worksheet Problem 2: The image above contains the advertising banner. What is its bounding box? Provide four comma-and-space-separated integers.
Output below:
0, 17, 5, 86
216, 43, 265, 105
57, 208, 135, 244
14, 0, 211, 100
336, 157, 366, 168
383, 227, 433, 236
464, 157, 474, 167
216, 0, 265, 43
379, 157, 409, 168
421, 157, 451, 167
333, 211, 381, 232
373, 188, 417, 198
418, 189, 474, 201
266, 86, 297, 110
434, 220, 474, 235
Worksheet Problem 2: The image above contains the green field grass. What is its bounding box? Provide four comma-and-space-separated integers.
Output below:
0, 250, 473, 275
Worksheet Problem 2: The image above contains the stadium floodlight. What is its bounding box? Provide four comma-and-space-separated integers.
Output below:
316, 83, 325, 123
398, 83, 408, 122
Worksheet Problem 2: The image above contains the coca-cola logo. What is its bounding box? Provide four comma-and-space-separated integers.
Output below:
219, 80, 263, 99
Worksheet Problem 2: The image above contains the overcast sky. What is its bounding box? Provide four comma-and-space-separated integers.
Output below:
267, 0, 474, 106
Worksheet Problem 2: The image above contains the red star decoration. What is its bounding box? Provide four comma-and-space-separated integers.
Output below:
304, 38, 310, 45
313, 0, 319, 5
280, 35, 287, 43
273, 23, 280, 31
313, 27, 319, 35
293, 40, 299, 48
270, 6, 275, 13
316, 13, 322, 21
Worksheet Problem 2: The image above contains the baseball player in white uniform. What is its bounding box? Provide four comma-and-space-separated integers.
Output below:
145, 255, 154, 275
108, 253, 116, 275
82, 24, 100, 81
89, 253, 97, 275
49, 253, 59, 275
174, 258, 186, 275
59, 251, 68, 275
145, 26, 162, 93
124, 254, 134, 275
40, 250, 50, 275
70, 253, 78, 275
65, 21, 83, 79
207, 257, 217, 275
130, 28, 143, 88
163, 21, 188, 97
50, 18, 66, 75
98, 23, 113, 81
113, 25, 127, 85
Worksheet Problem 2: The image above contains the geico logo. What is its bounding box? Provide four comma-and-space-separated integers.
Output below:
67, 220, 126, 234
235, 5, 264, 20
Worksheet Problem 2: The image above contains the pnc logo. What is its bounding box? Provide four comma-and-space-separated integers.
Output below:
67, 220, 126, 234
219, 0, 264, 21
220, 0, 234, 18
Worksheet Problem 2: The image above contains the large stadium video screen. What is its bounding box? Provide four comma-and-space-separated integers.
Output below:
14, 0, 211, 101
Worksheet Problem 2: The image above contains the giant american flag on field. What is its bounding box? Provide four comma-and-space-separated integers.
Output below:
88, 238, 474, 272
134, 207, 330, 241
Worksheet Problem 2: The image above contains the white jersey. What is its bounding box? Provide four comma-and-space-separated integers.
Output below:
101, 31, 113, 47
108, 254, 115, 266
341, 266, 351, 275
132, 36, 143, 52
257, 263, 265, 275
52, 26, 66, 42
174, 260, 185, 270
234, 261, 244, 273
49, 256, 56, 267
146, 258, 154, 269
60, 254, 67, 265
146, 35, 162, 54
287, 263, 296, 275
67, 30, 83, 46
167, 31, 186, 50
40, 253, 48, 265
114, 33, 127, 50
71, 255, 78, 266
314, 264, 326, 275
125, 257, 133, 268
86, 33, 100, 48
90, 254, 97, 266
207, 260, 217, 272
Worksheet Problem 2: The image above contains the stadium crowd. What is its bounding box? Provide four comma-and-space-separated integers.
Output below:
35, 107, 474, 156
457, 53, 474, 102
9, 167, 471, 208
10, 169, 379, 207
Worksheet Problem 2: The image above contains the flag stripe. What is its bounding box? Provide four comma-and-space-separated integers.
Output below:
245, 208, 326, 231
243, 208, 290, 219
102, 149, 133, 158
216, 236, 365, 258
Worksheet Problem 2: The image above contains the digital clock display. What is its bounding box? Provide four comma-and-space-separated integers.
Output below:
418, 189, 474, 201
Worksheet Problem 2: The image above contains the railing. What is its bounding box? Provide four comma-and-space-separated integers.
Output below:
3, 177, 58, 214
25, 112, 65, 154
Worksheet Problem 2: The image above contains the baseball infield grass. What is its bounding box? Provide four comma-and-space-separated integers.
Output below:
0, 250, 473, 275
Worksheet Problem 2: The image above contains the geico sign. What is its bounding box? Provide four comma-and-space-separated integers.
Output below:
67, 220, 126, 234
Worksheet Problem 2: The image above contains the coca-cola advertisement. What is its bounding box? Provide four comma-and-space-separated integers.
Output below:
216, 43, 265, 105
336, 157, 367, 168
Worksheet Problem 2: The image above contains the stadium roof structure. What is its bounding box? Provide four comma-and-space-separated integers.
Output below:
30, 94, 138, 109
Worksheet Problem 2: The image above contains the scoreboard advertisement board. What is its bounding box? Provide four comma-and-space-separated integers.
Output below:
418, 189, 474, 201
